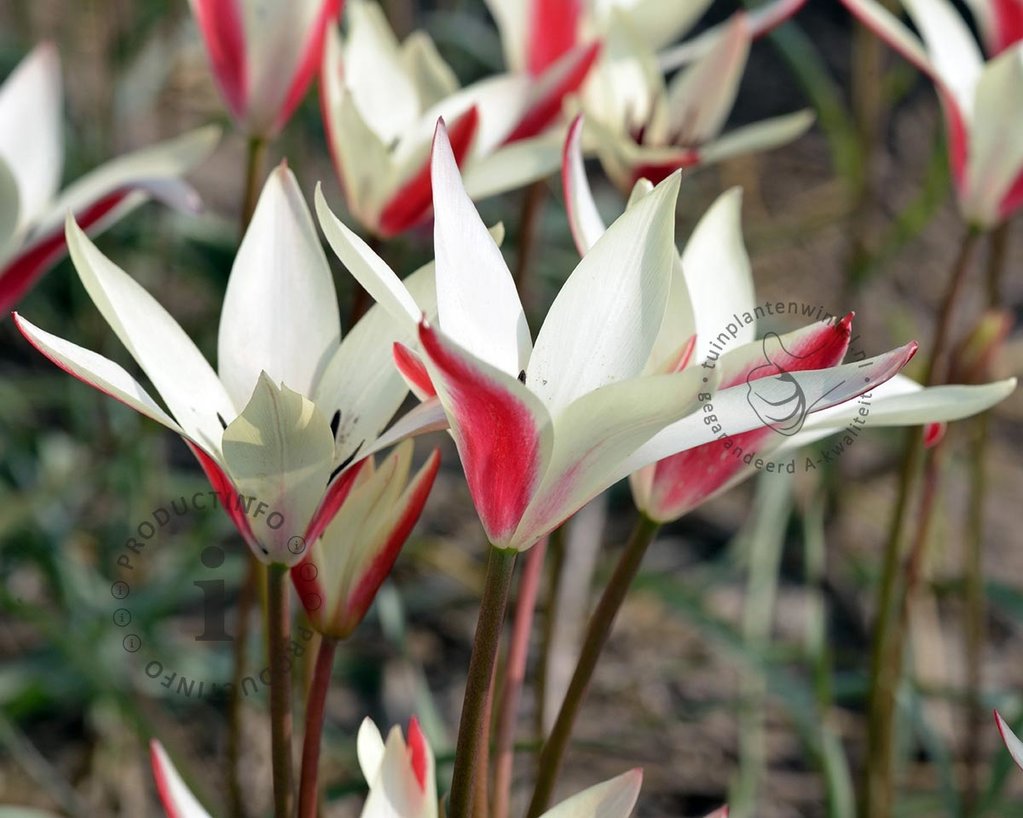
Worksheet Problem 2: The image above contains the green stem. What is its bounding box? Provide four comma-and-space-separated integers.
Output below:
268, 563, 294, 818
241, 137, 268, 231
494, 537, 547, 818
861, 226, 978, 818
298, 636, 337, 818
227, 558, 259, 818
447, 547, 518, 818
526, 514, 660, 818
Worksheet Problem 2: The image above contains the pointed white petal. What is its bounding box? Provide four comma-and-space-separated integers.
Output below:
664, 15, 751, 145
996, 710, 1023, 771
838, 0, 935, 78
150, 741, 214, 818
359, 723, 436, 818
0, 44, 62, 228
221, 374, 334, 565
33, 126, 220, 242
539, 768, 643, 818
400, 31, 460, 107
218, 164, 340, 408
314, 263, 437, 467
962, 49, 1023, 227
14, 314, 185, 436
357, 717, 387, 783
696, 110, 815, 165
343, 0, 424, 144
65, 217, 233, 454
561, 115, 607, 255
903, 0, 984, 113
315, 185, 422, 324
682, 188, 756, 358
484, 0, 530, 72
528, 172, 679, 413
624, 343, 918, 472
364, 398, 450, 458
515, 366, 708, 550
432, 123, 532, 376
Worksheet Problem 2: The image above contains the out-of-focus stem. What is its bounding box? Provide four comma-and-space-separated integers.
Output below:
514, 181, 547, 309
241, 137, 268, 230
526, 515, 660, 818
448, 547, 517, 818
862, 227, 978, 818
535, 524, 565, 738
493, 538, 547, 818
298, 636, 337, 818
267, 563, 294, 818
227, 558, 259, 818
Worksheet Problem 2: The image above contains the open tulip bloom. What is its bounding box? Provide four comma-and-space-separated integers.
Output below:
0, 44, 219, 315
14, 165, 444, 566
580, 10, 814, 191
561, 117, 1017, 523
841, 0, 1023, 228
151, 719, 646, 818
189, 0, 341, 138
317, 120, 931, 553
321, 0, 567, 238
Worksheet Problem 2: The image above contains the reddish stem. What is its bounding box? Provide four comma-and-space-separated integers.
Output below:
298, 636, 338, 818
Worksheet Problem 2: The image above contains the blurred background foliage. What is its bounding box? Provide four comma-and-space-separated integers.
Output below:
1, 1, 1023, 816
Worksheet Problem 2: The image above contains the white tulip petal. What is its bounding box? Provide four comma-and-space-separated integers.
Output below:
561, 115, 607, 255
218, 164, 340, 408
221, 374, 334, 565
357, 717, 387, 784
400, 32, 460, 108
539, 768, 643, 818
150, 741, 214, 818
65, 217, 233, 454
516, 366, 708, 550
664, 14, 751, 145
315, 185, 422, 324
432, 122, 532, 376
484, 0, 529, 72
903, 0, 984, 113
696, 110, 815, 165
838, 0, 935, 81
364, 398, 450, 458
13, 314, 184, 437
963, 49, 1023, 227
0, 44, 62, 228
528, 171, 679, 413
996, 711, 1023, 772
315, 264, 438, 467
682, 188, 756, 359
0, 156, 21, 255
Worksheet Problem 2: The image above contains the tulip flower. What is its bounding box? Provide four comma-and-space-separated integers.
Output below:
0, 44, 219, 315
188, 0, 341, 138
996, 710, 1023, 771
321, 0, 566, 237
292, 440, 440, 638
581, 12, 814, 191
561, 117, 1017, 523
152, 721, 644, 818
15, 165, 444, 566
840, 0, 1023, 228
318, 121, 921, 553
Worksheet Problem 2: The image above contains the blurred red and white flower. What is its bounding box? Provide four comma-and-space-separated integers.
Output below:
580, 12, 813, 191
0, 44, 218, 315
188, 0, 341, 137
318, 121, 918, 552
321, 0, 564, 237
562, 118, 1017, 523
841, 0, 1023, 228
15, 165, 444, 565
996, 710, 1023, 771
292, 440, 440, 639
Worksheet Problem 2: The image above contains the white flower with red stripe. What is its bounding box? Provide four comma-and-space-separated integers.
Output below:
0, 44, 218, 315
321, 0, 565, 238
14, 165, 444, 566
579, 9, 813, 192
188, 0, 341, 138
317, 120, 924, 552
841, 0, 1023, 228
151, 720, 645, 818
562, 117, 1016, 523
292, 440, 440, 638
996, 709, 1023, 772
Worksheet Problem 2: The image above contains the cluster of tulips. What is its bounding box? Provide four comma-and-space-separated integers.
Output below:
3, 0, 1023, 816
